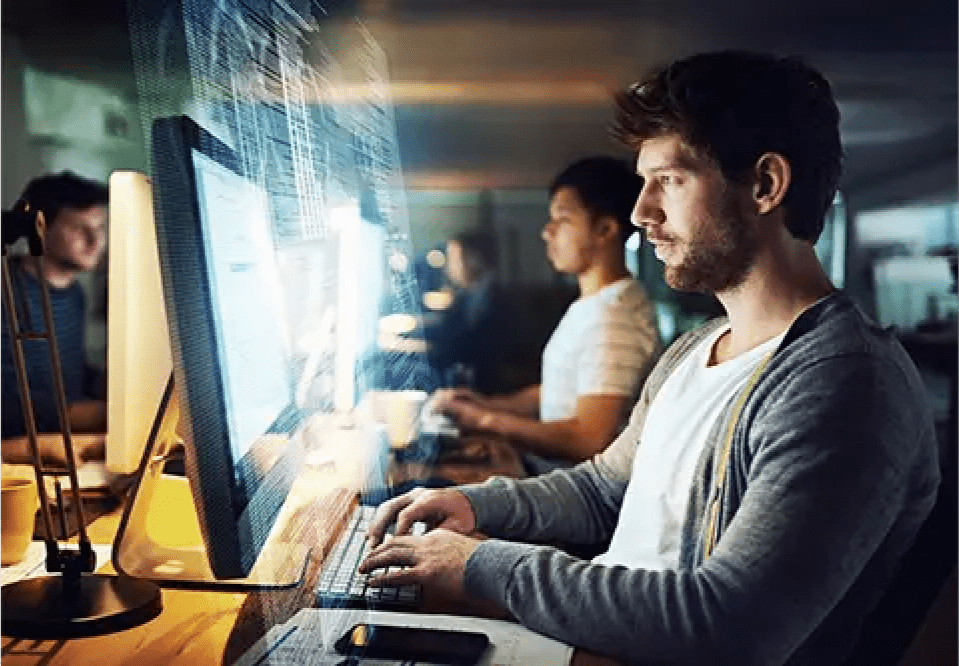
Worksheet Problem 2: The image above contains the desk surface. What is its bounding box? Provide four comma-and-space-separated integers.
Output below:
1, 434, 525, 666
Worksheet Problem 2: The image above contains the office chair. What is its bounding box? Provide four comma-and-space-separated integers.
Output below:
841, 411, 958, 666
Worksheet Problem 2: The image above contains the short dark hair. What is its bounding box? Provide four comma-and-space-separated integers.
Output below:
18, 171, 109, 226
549, 156, 641, 245
612, 51, 843, 243
450, 229, 498, 283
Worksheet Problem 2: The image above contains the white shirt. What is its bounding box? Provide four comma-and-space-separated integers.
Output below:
539, 278, 660, 422
595, 324, 784, 570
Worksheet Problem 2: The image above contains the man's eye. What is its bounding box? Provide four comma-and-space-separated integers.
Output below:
660, 174, 676, 186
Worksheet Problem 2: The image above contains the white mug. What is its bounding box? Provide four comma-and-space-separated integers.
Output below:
384, 390, 427, 449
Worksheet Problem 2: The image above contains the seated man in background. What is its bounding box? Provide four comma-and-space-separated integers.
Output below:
424, 229, 519, 395
361, 51, 940, 666
2, 172, 109, 455
437, 157, 662, 474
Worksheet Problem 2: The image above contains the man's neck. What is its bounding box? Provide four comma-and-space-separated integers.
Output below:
713, 239, 834, 363
577, 258, 630, 298
22, 256, 78, 290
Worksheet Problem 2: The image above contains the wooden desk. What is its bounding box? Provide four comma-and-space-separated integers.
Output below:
1, 434, 525, 665
392, 432, 527, 486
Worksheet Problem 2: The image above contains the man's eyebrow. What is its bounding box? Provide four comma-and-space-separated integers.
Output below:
641, 155, 700, 174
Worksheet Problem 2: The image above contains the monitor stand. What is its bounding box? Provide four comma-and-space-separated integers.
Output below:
112, 378, 310, 590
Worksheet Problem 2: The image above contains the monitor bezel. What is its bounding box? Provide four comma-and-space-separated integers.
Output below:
150, 114, 303, 579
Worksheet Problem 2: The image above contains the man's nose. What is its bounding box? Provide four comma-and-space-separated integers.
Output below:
630, 200, 644, 228
83, 228, 106, 248
541, 221, 555, 240
631, 191, 660, 229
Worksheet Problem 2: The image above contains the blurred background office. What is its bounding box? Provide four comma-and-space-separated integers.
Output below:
417, 229, 528, 394
3, 0, 955, 425
5, 0, 954, 424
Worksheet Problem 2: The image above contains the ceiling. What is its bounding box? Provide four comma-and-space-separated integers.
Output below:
3, 0, 957, 193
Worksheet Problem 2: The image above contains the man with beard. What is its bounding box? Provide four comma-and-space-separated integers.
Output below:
2, 172, 109, 439
357, 52, 940, 666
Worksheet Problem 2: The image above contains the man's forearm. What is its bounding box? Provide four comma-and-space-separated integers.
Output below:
480, 385, 540, 418
486, 412, 591, 460
460, 463, 625, 544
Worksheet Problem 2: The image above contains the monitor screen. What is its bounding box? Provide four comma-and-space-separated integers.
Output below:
190, 150, 291, 467
150, 115, 305, 579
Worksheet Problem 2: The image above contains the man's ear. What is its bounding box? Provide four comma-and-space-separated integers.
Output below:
594, 215, 620, 244
752, 152, 791, 215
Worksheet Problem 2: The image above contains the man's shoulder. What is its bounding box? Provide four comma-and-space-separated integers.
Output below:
596, 280, 656, 327
779, 291, 910, 369
49, 279, 87, 310
759, 292, 933, 430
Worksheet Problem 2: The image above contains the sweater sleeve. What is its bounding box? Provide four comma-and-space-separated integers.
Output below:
457, 324, 713, 545
458, 424, 635, 545
462, 353, 940, 666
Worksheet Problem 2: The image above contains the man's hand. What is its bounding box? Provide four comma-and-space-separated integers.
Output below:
1, 433, 104, 469
359, 529, 480, 600
67, 400, 107, 434
366, 487, 477, 548
443, 400, 497, 432
432, 387, 480, 412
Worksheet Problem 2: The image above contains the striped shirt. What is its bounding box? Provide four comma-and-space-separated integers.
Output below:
540, 277, 661, 430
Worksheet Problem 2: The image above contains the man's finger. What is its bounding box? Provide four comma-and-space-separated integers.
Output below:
393, 502, 426, 538
450, 389, 472, 403
367, 566, 421, 588
367, 496, 411, 547
366, 533, 416, 557
359, 541, 417, 574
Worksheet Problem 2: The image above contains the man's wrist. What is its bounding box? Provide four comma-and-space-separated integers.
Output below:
479, 409, 501, 435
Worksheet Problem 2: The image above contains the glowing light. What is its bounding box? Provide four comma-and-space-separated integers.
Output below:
388, 251, 409, 272
423, 289, 454, 311
425, 249, 446, 269
378, 313, 418, 335
328, 202, 361, 231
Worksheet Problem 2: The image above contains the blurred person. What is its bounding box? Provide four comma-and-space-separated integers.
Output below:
424, 229, 518, 394
359, 51, 940, 666
2, 171, 109, 448
436, 157, 661, 474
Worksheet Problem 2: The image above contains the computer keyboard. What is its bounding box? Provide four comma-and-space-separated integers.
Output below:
314, 504, 422, 610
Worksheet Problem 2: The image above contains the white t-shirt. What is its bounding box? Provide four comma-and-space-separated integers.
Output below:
539, 278, 660, 423
595, 324, 784, 571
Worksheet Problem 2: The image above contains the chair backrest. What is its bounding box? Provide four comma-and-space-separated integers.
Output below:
841, 408, 957, 666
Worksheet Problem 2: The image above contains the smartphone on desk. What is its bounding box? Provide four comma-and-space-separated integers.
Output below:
334, 622, 489, 665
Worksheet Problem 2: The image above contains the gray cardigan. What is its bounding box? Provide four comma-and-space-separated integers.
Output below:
459, 292, 940, 666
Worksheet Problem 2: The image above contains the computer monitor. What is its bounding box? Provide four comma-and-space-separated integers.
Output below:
106, 171, 173, 475
332, 202, 387, 411
148, 115, 305, 579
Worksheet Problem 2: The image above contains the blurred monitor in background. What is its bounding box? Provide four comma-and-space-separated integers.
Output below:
105, 171, 173, 476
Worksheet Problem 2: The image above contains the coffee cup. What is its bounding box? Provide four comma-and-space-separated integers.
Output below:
384, 390, 427, 450
1, 477, 38, 565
